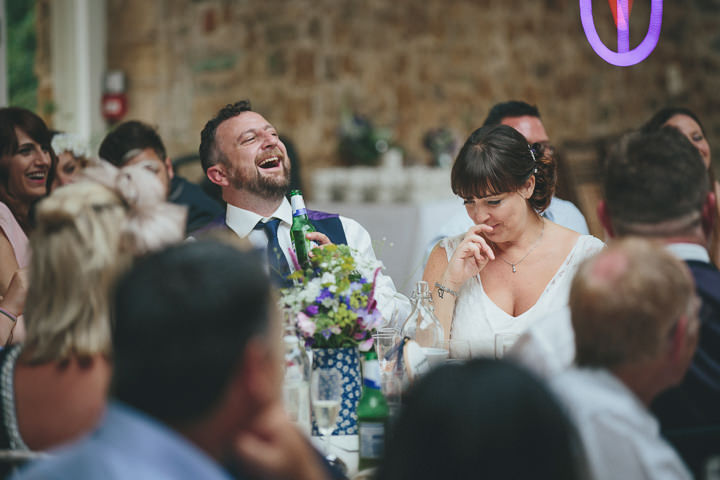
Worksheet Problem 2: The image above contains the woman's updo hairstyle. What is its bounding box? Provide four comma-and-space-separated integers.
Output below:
451, 124, 556, 213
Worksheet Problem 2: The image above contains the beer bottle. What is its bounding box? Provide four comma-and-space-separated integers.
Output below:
357, 351, 389, 470
289, 190, 317, 269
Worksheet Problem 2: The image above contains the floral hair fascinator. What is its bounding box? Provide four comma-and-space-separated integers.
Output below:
51, 133, 92, 159
79, 158, 187, 254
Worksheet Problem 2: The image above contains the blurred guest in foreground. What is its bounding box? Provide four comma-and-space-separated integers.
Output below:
0, 107, 55, 296
377, 358, 587, 480
643, 107, 720, 265
423, 124, 603, 355
552, 238, 697, 479
14, 240, 338, 480
99, 120, 223, 233
0, 161, 184, 476
512, 127, 720, 476
50, 131, 91, 189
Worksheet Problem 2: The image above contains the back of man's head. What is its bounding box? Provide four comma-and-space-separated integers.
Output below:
604, 127, 709, 237
111, 240, 271, 426
99, 120, 168, 166
570, 238, 694, 369
482, 101, 541, 127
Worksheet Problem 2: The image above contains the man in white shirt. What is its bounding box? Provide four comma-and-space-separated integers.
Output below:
551, 238, 697, 480
428, 101, 588, 254
198, 100, 404, 320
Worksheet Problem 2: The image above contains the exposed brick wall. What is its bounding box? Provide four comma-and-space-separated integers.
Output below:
42, 0, 720, 190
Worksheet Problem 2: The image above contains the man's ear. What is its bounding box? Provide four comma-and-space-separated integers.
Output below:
701, 191, 717, 239
240, 339, 278, 410
164, 156, 175, 180
207, 163, 230, 187
597, 201, 616, 239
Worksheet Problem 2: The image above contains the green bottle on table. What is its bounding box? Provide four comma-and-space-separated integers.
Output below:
289, 189, 316, 269
357, 351, 389, 471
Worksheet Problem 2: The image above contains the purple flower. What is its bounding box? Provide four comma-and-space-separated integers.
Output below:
305, 304, 319, 316
353, 331, 367, 340
316, 288, 333, 302
321, 328, 333, 340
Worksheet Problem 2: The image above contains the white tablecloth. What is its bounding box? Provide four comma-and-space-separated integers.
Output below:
309, 199, 463, 295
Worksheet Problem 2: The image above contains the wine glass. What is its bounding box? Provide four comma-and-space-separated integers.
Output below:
311, 368, 342, 455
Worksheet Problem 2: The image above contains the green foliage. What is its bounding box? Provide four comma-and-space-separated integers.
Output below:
7, 1, 37, 110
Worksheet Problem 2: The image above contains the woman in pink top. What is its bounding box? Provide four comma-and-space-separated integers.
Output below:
0, 108, 56, 296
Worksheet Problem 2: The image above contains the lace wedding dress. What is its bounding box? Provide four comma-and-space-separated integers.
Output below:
440, 234, 605, 357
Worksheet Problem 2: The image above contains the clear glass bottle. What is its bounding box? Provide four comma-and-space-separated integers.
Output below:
289, 189, 317, 269
400, 281, 447, 366
283, 335, 312, 435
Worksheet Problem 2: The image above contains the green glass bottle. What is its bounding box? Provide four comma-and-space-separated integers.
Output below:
357, 351, 390, 471
289, 190, 316, 269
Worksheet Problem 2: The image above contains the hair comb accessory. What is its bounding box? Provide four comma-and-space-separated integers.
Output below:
528, 144, 537, 163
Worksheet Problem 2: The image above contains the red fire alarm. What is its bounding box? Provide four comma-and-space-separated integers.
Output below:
101, 71, 127, 124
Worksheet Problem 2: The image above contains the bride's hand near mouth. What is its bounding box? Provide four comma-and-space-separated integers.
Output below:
442, 224, 495, 288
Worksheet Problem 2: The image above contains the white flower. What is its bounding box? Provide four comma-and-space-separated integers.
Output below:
51, 133, 91, 158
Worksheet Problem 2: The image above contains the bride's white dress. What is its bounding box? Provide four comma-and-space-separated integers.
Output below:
440, 234, 605, 357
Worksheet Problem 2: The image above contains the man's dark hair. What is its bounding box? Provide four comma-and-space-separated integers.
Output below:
377, 359, 586, 480
111, 240, 271, 426
482, 101, 541, 127
199, 100, 253, 173
604, 127, 709, 236
98, 120, 167, 167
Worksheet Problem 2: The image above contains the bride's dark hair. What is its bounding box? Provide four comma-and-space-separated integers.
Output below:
451, 124, 556, 213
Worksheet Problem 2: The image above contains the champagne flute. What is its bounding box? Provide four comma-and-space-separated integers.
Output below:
311, 368, 342, 455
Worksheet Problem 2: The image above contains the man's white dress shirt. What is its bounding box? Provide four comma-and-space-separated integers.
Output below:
551, 368, 692, 480
226, 198, 407, 321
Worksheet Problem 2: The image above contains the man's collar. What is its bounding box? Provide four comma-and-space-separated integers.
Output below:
225, 198, 292, 237
665, 242, 711, 263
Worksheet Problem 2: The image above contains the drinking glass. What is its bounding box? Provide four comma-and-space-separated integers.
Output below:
494, 333, 520, 360
373, 328, 401, 373
311, 368, 342, 455
446, 339, 472, 361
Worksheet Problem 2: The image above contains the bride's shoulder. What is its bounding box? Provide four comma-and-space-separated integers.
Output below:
546, 221, 604, 256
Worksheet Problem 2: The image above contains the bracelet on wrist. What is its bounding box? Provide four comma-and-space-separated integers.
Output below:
435, 282, 459, 299
0, 308, 17, 324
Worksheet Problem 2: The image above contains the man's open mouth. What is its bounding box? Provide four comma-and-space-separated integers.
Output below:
258, 156, 281, 169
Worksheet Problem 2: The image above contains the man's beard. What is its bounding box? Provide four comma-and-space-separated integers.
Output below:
227, 162, 290, 200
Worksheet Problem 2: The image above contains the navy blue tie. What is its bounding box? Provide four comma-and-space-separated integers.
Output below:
254, 218, 291, 287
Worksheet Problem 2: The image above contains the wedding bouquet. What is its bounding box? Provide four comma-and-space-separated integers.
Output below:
280, 244, 384, 351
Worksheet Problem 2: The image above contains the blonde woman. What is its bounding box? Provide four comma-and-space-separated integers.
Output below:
0, 160, 185, 468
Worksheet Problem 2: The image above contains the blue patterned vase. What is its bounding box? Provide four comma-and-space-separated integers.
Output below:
311, 347, 362, 435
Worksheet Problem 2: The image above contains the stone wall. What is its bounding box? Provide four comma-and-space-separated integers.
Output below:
50, 0, 720, 189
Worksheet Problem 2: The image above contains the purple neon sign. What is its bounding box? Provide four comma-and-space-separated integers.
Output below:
580, 0, 663, 67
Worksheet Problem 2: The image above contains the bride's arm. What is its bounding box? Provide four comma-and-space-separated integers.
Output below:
422, 244, 458, 341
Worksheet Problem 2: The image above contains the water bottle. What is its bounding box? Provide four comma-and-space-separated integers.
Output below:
401, 281, 446, 367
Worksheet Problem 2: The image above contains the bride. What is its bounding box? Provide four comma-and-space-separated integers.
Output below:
423, 125, 604, 357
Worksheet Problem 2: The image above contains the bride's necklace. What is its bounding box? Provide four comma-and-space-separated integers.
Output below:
499, 220, 545, 273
